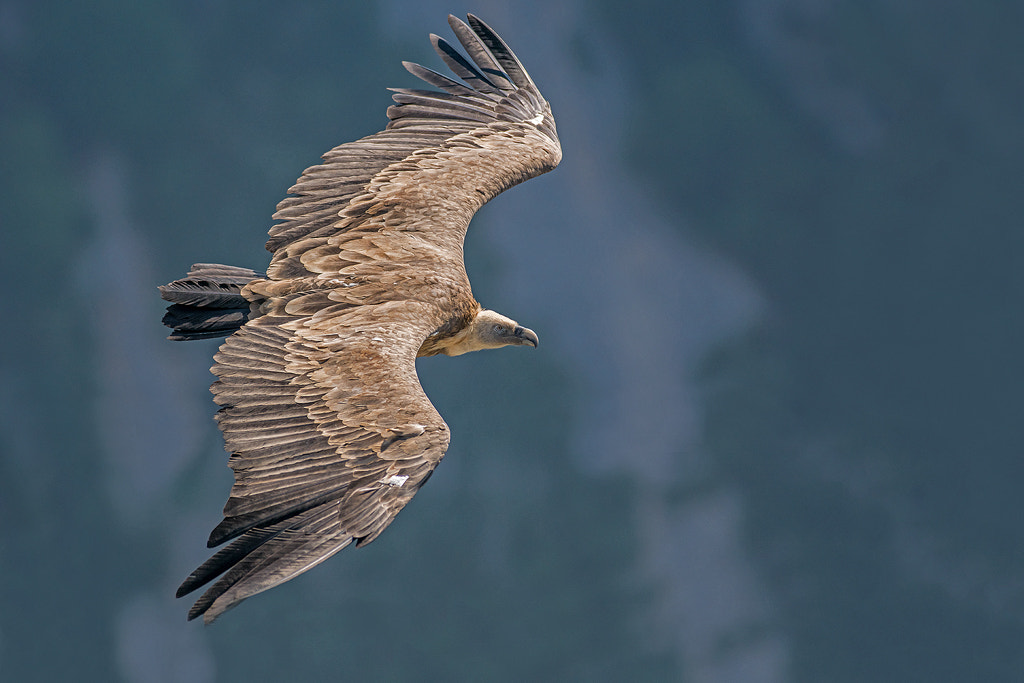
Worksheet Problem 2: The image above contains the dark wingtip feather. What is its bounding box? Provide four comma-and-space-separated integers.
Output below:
208, 515, 249, 548
464, 14, 536, 91
402, 61, 486, 98
430, 33, 504, 96
184, 505, 355, 623
446, 15, 515, 93
177, 528, 281, 599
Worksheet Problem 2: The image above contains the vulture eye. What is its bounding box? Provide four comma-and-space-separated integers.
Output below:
492, 324, 504, 335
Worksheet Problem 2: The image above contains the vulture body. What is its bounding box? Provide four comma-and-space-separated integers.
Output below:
159, 14, 560, 623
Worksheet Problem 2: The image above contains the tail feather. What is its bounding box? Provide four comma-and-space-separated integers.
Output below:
159, 264, 264, 341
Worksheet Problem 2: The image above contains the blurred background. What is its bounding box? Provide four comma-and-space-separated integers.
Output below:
2, 0, 1023, 680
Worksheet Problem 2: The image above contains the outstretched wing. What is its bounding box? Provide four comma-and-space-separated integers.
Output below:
262, 14, 561, 283
179, 303, 449, 623
178, 15, 560, 623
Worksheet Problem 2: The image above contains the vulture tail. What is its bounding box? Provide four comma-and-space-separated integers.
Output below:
159, 263, 265, 341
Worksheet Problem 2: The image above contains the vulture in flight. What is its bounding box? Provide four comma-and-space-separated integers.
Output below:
159, 14, 560, 623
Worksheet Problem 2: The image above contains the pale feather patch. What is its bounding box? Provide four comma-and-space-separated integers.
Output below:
385, 474, 410, 487
387, 423, 426, 438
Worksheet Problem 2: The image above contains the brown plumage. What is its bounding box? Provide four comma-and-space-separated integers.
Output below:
158, 14, 560, 623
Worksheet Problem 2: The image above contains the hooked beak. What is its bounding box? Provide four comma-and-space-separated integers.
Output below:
513, 325, 539, 348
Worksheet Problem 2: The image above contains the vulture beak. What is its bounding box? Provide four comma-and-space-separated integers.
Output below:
513, 325, 539, 348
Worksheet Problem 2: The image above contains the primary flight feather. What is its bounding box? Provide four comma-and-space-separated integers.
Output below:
159, 14, 560, 623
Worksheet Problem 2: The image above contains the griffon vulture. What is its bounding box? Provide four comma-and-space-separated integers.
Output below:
159, 14, 560, 623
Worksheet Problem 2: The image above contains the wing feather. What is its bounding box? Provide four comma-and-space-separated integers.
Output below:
466, 14, 538, 91
429, 34, 506, 96
446, 15, 517, 92
184, 503, 353, 622
400, 62, 495, 98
